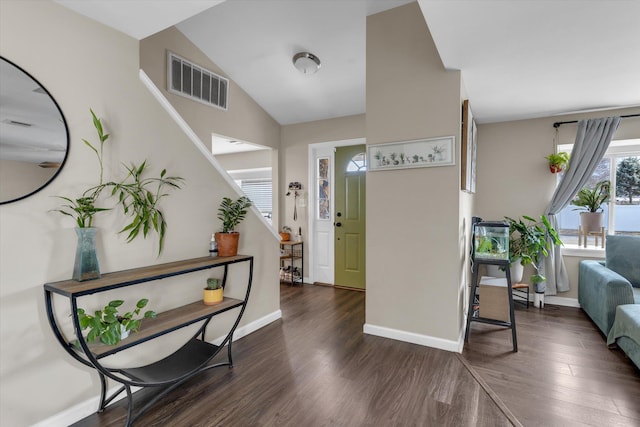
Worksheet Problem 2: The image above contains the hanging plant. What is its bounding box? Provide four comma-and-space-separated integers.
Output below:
545, 152, 570, 173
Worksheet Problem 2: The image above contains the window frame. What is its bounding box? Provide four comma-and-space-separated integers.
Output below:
556, 139, 640, 253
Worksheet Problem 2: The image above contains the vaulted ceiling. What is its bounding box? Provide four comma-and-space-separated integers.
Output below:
55, 0, 640, 126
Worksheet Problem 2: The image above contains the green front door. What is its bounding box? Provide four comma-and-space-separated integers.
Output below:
334, 145, 366, 289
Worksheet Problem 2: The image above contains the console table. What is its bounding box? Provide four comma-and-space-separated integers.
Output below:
44, 255, 253, 426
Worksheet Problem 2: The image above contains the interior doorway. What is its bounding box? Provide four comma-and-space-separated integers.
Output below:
212, 133, 276, 225
308, 138, 366, 288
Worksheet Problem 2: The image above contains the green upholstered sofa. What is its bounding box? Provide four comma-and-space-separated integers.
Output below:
578, 235, 640, 369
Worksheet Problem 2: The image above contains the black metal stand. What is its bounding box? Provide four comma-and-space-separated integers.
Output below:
280, 240, 303, 286
464, 258, 518, 352
44, 256, 253, 426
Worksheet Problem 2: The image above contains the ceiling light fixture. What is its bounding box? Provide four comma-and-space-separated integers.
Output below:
293, 52, 321, 75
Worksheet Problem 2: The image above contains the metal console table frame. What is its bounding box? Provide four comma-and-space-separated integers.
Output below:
44, 255, 253, 426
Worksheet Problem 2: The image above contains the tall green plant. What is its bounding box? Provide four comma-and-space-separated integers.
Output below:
217, 196, 252, 233
53, 110, 111, 227
82, 109, 110, 185
53, 109, 184, 254
504, 215, 562, 285
570, 180, 610, 212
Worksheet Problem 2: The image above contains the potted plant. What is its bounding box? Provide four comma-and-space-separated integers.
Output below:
52, 110, 184, 280
503, 215, 562, 288
76, 298, 157, 346
203, 278, 223, 305
279, 226, 292, 242
215, 196, 252, 256
570, 180, 610, 232
545, 152, 570, 173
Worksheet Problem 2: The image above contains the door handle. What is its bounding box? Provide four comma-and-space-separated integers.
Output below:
335, 222, 342, 227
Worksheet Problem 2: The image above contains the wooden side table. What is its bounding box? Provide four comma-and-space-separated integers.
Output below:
578, 226, 605, 248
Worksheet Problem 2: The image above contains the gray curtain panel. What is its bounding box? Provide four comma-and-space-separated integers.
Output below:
542, 116, 621, 295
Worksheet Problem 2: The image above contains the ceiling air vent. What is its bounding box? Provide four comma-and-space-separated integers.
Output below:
167, 52, 228, 110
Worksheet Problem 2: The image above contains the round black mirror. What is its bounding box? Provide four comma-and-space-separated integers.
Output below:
0, 56, 69, 204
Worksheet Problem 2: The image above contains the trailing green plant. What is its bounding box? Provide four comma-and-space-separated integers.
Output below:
101, 161, 184, 254
545, 152, 569, 173
217, 196, 252, 233
570, 180, 610, 212
52, 196, 109, 228
206, 278, 222, 290
504, 215, 562, 285
76, 298, 157, 346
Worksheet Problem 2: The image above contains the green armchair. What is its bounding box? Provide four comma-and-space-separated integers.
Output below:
578, 260, 637, 335
578, 235, 640, 369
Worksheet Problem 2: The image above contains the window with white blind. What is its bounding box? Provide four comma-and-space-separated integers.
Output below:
236, 179, 272, 223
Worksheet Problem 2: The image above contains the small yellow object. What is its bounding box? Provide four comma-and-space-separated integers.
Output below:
203, 287, 223, 305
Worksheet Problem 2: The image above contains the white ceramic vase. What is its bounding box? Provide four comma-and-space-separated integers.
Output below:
486, 259, 524, 283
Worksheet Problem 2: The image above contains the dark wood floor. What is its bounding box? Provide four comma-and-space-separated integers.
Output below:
74, 284, 639, 426
464, 301, 640, 427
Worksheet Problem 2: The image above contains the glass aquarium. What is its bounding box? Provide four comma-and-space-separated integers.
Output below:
474, 221, 509, 260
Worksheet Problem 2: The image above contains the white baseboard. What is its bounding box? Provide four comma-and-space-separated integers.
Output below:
33, 309, 282, 427
363, 323, 461, 353
513, 292, 580, 309
543, 295, 580, 308
210, 309, 282, 346
31, 385, 141, 427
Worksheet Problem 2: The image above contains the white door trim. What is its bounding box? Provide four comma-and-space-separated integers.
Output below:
307, 138, 365, 285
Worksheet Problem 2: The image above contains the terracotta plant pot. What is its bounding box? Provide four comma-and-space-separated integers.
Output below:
549, 164, 563, 173
203, 287, 223, 305
279, 232, 291, 241
215, 232, 240, 257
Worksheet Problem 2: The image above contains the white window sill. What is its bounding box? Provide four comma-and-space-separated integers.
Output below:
562, 244, 605, 258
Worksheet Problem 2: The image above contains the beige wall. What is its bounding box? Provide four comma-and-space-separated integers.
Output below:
140, 26, 280, 151
140, 26, 282, 235
475, 106, 640, 299
366, 3, 464, 343
216, 149, 273, 171
0, 1, 279, 425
